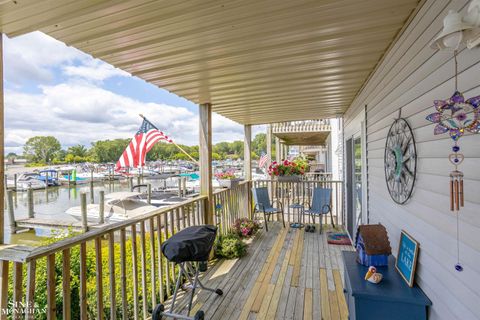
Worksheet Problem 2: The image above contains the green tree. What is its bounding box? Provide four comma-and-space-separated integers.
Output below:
90, 139, 130, 163
252, 133, 266, 156
6, 152, 17, 159
68, 144, 88, 157
23, 136, 61, 163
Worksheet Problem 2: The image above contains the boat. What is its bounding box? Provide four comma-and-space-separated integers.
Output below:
7, 173, 46, 191
37, 169, 60, 186
58, 169, 89, 185
66, 192, 159, 223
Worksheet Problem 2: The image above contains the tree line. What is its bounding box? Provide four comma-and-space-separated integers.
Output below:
16, 133, 273, 165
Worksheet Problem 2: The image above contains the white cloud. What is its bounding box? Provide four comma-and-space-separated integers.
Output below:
4, 32, 85, 85
63, 59, 130, 82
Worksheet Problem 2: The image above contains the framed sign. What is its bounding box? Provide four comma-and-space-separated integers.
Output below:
395, 230, 419, 287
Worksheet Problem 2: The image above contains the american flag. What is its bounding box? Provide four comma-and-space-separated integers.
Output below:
258, 152, 270, 168
115, 117, 172, 170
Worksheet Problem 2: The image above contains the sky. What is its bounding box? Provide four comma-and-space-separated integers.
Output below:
4, 31, 263, 155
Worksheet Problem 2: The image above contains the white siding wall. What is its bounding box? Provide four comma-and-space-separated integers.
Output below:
343, 0, 480, 319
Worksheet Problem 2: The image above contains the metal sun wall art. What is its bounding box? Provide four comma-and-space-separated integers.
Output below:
426, 90, 480, 272
384, 118, 417, 205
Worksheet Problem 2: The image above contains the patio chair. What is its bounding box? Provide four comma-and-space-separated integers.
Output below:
304, 187, 335, 233
252, 187, 285, 231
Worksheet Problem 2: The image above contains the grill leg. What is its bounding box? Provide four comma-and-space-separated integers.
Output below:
169, 262, 185, 313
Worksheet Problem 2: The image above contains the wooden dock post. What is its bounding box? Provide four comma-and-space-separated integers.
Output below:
147, 184, 152, 204
13, 173, 17, 191
7, 190, 15, 233
99, 191, 105, 224
68, 172, 71, 185
178, 177, 182, 197
129, 177, 133, 191
182, 177, 187, 196
27, 187, 34, 218
137, 175, 141, 186
80, 193, 88, 232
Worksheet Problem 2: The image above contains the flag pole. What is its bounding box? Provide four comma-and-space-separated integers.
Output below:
139, 114, 199, 164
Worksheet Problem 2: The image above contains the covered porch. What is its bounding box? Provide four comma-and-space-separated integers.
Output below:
0, 0, 478, 319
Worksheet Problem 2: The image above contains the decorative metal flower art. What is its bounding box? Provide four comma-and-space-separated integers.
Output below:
426, 91, 480, 139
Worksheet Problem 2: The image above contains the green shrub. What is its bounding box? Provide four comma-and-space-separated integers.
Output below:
215, 233, 247, 259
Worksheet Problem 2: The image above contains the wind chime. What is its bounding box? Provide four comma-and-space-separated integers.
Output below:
426, 50, 480, 272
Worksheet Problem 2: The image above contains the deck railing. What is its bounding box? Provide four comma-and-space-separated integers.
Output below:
0, 196, 207, 320
271, 119, 331, 134
0, 178, 342, 319
252, 179, 344, 227
213, 181, 252, 236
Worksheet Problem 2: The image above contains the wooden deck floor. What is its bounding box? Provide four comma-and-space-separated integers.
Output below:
169, 222, 354, 319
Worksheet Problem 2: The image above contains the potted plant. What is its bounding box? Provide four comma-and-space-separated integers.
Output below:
232, 218, 260, 238
268, 157, 308, 181
215, 170, 243, 188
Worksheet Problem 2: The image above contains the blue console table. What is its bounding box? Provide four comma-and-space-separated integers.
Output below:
342, 251, 432, 320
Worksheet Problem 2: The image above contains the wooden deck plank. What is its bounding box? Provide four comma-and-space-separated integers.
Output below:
333, 270, 349, 320
303, 288, 313, 320
329, 289, 341, 320
320, 268, 331, 320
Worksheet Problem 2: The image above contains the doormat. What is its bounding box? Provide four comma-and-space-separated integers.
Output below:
327, 232, 352, 245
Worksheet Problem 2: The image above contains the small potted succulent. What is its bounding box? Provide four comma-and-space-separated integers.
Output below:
215, 170, 243, 188
268, 157, 308, 181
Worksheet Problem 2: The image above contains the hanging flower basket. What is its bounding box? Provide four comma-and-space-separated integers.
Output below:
276, 175, 302, 182
218, 178, 243, 188
268, 158, 308, 182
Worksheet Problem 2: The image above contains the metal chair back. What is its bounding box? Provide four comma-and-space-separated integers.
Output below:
311, 187, 332, 214
252, 187, 272, 210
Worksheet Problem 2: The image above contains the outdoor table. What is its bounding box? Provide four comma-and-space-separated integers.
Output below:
289, 203, 304, 228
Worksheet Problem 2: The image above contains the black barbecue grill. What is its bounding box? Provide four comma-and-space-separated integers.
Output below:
152, 225, 223, 320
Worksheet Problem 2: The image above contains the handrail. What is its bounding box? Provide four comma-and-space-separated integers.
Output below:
0, 195, 208, 263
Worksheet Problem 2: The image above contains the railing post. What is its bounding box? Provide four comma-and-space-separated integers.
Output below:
199, 103, 214, 225
244, 125, 253, 219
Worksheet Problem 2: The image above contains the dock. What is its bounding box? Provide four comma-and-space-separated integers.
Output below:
14, 218, 104, 231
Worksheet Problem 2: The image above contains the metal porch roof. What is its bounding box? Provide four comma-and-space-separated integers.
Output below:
0, 0, 420, 125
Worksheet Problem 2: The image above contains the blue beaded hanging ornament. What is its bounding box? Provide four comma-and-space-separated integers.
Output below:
426, 51, 480, 272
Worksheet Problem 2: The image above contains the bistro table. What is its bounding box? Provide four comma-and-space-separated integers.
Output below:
289, 203, 305, 228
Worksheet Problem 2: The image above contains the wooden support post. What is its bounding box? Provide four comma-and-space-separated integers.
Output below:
7, 190, 15, 233
2, 36, 10, 244
13, 173, 17, 191
129, 177, 133, 191
27, 187, 34, 218
276, 138, 281, 161
266, 125, 272, 169
99, 190, 105, 224
147, 183, 152, 204
244, 124, 252, 181
199, 103, 213, 225
182, 177, 187, 196
0, 33, 2, 242
80, 193, 88, 232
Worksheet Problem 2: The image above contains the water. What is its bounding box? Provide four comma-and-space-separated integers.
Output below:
4, 177, 181, 244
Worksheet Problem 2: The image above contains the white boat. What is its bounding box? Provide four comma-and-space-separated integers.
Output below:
66, 192, 159, 223
75, 171, 106, 181
7, 173, 46, 191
